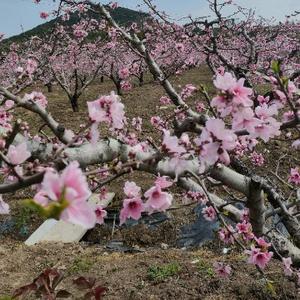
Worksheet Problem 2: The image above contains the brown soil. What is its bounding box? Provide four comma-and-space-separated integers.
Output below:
0, 241, 298, 299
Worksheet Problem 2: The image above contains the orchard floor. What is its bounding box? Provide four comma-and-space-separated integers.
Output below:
0, 67, 300, 299
0, 240, 299, 299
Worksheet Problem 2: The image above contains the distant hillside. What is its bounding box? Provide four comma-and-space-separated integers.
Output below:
3, 5, 149, 45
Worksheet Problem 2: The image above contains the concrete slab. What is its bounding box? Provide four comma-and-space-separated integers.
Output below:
25, 219, 58, 246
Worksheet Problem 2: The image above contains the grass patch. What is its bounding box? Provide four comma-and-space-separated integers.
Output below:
68, 257, 94, 274
195, 258, 214, 278
147, 262, 181, 282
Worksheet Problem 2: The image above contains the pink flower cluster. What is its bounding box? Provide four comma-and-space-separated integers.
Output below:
212, 72, 253, 118
246, 238, 273, 269
212, 72, 281, 143
24, 91, 48, 109
288, 167, 300, 185
250, 151, 264, 166
119, 177, 173, 225
88, 92, 125, 129
202, 206, 216, 221
118, 67, 130, 80
195, 118, 237, 170
180, 84, 197, 100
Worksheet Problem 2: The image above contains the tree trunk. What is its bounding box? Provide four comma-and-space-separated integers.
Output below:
139, 72, 144, 86
100, 76, 104, 83
70, 96, 79, 112
45, 82, 53, 93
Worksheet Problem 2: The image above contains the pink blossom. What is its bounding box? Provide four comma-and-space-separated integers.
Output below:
87, 92, 125, 130
241, 208, 250, 222
257, 95, 269, 105
155, 176, 173, 189
144, 185, 173, 214
213, 262, 232, 278
216, 66, 225, 75
162, 130, 186, 155
124, 181, 141, 198
150, 116, 165, 131
132, 117, 142, 131
5, 100, 14, 109
119, 197, 144, 225
195, 119, 237, 168
0, 196, 9, 214
26, 59, 38, 75
202, 206, 216, 221
185, 191, 207, 204
7, 142, 31, 165
36, 161, 95, 228
95, 206, 107, 225
160, 96, 172, 105
236, 221, 254, 240
283, 111, 294, 122
181, 84, 197, 100
255, 237, 271, 250
246, 246, 273, 269
110, 2, 118, 9
40, 12, 49, 19
120, 81, 132, 92
289, 167, 300, 185
218, 226, 235, 244
196, 102, 205, 113
213, 72, 236, 91
282, 257, 293, 276
250, 151, 264, 166
175, 43, 185, 52
118, 68, 130, 80
212, 72, 253, 118
24, 92, 48, 109
73, 27, 88, 39
180, 133, 191, 148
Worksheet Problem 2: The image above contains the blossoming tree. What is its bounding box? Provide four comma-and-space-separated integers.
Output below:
0, 0, 300, 289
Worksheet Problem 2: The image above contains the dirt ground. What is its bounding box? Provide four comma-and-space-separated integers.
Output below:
1, 67, 300, 299
0, 241, 299, 299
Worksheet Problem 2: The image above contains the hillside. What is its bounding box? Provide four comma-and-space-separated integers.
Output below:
3, 5, 149, 45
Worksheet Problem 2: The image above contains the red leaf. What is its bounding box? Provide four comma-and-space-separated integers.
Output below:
93, 286, 107, 300
12, 282, 37, 298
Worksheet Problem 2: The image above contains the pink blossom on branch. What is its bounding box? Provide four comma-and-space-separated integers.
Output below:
24, 91, 48, 109
144, 184, 173, 214
202, 206, 216, 221
288, 167, 300, 185
34, 161, 95, 229
95, 206, 107, 225
87, 92, 125, 130
119, 197, 144, 225
124, 181, 141, 198
7, 142, 31, 165
40, 12, 49, 19
282, 257, 293, 277
246, 247, 273, 269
